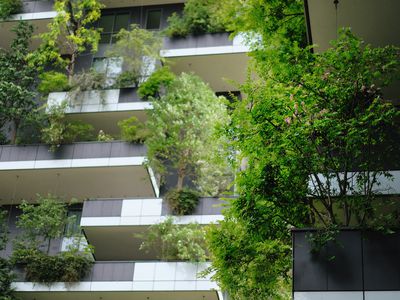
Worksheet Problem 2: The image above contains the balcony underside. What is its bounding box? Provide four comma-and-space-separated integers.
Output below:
0, 165, 155, 204
166, 53, 249, 92
15, 291, 219, 300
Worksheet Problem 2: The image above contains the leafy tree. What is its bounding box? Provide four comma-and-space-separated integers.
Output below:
0, 21, 36, 144
106, 24, 162, 87
137, 66, 176, 99
137, 217, 207, 261
29, 0, 103, 81
146, 73, 230, 193
0, 209, 16, 300
0, 0, 22, 20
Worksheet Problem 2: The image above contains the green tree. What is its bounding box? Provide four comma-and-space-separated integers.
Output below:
146, 73, 230, 193
0, 209, 16, 300
29, 0, 103, 81
0, 21, 36, 144
0, 0, 22, 19
106, 24, 162, 87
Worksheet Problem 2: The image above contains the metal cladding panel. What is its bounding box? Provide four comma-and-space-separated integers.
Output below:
326, 231, 363, 290
118, 88, 142, 103
293, 231, 329, 291
90, 262, 135, 281
163, 33, 233, 50
110, 142, 147, 157
363, 231, 400, 290
82, 199, 123, 217
72, 142, 113, 159
21, 1, 54, 14
36, 144, 75, 160
0, 145, 38, 161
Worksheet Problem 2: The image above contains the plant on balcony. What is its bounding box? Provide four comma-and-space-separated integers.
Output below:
0, 0, 22, 20
41, 103, 95, 151
137, 66, 176, 99
97, 130, 113, 142
106, 24, 162, 88
67, 69, 107, 104
118, 116, 149, 143
207, 28, 400, 300
12, 194, 93, 283
0, 21, 37, 145
165, 188, 199, 215
165, 0, 226, 38
38, 72, 70, 96
0, 209, 16, 300
137, 217, 207, 262
146, 73, 231, 194
29, 0, 103, 82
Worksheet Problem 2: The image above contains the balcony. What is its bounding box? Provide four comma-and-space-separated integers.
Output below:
293, 229, 400, 300
80, 197, 225, 260
13, 261, 222, 300
162, 33, 250, 92
47, 88, 151, 135
0, 141, 159, 204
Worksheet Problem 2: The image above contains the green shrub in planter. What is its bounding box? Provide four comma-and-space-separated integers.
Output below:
115, 71, 138, 88
0, 0, 22, 20
165, 188, 199, 215
138, 66, 176, 99
38, 72, 70, 95
118, 116, 149, 143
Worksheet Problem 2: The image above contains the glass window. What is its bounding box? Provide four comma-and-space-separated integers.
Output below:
98, 15, 114, 33
92, 57, 123, 86
114, 13, 130, 32
146, 9, 161, 30
65, 210, 82, 236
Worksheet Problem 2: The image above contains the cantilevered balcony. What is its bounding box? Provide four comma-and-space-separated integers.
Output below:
162, 33, 250, 91
80, 197, 225, 260
0, 141, 159, 204
13, 261, 222, 300
47, 88, 151, 135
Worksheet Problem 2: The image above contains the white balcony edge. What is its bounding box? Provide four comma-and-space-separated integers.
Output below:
0, 156, 145, 170
147, 167, 160, 198
161, 44, 250, 58
294, 291, 400, 300
8, 11, 57, 22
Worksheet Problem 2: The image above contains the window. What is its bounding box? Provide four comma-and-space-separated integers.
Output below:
92, 57, 123, 86
146, 9, 162, 30
98, 13, 130, 44
65, 210, 82, 236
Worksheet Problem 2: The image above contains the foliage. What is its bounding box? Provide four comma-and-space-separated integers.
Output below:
0, 258, 15, 300
29, 0, 103, 80
12, 247, 92, 284
38, 72, 70, 95
68, 69, 107, 104
0, 21, 36, 144
165, 188, 199, 215
137, 217, 207, 262
0, 0, 22, 20
117, 116, 149, 143
206, 216, 291, 300
97, 130, 113, 142
106, 24, 162, 87
138, 66, 176, 99
114, 71, 138, 88
146, 73, 230, 192
165, 0, 225, 37
41, 103, 95, 151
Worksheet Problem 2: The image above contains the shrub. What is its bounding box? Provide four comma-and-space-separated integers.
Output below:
114, 71, 138, 88
97, 130, 113, 142
165, 188, 199, 215
0, 0, 22, 20
137, 217, 207, 261
138, 67, 176, 99
165, 0, 225, 37
118, 116, 149, 143
41, 104, 95, 151
12, 247, 92, 284
0, 257, 15, 299
38, 72, 70, 95
68, 69, 107, 104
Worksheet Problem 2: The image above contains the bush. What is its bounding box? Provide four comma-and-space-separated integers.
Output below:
38, 72, 70, 95
165, 188, 199, 215
137, 217, 207, 261
114, 71, 138, 88
165, 0, 225, 37
12, 247, 92, 284
0, 0, 22, 19
0, 258, 15, 299
118, 116, 149, 143
68, 69, 107, 104
138, 67, 176, 99
41, 104, 95, 151
97, 130, 113, 142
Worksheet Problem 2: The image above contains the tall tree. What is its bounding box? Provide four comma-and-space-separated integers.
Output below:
146, 73, 230, 194
0, 21, 36, 144
29, 0, 103, 81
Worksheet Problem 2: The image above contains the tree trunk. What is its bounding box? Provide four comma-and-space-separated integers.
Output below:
9, 119, 19, 144
67, 53, 76, 85
176, 168, 185, 191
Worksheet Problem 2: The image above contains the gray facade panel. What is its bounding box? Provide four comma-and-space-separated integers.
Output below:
0, 145, 38, 161
118, 88, 142, 103
163, 33, 232, 50
82, 199, 123, 217
72, 142, 112, 159
21, 1, 54, 14
90, 262, 134, 281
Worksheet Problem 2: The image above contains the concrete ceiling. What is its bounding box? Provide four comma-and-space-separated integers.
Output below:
16, 291, 219, 300
84, 225, 158, 260
307, 0, 400, 52
167, 53, 249, 92
0, 166, 155, 204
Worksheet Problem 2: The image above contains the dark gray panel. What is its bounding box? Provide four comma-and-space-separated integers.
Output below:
200, 197, 226, 215
0, 145, 38, 161
72, 142, 112, 159
21, 1, 54, 14
163, 33, 232, 50
326, 231, 363, 290
91, 262, 134, 281
36, 144, 74, 160
293, 231, 328, 291
118, 88, 141, 103
83, 200, 123, 217
110, 142, 147, 157
363, 231, 400, 290
75, 54, 94, 73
